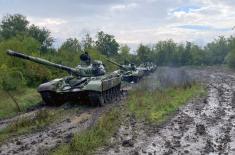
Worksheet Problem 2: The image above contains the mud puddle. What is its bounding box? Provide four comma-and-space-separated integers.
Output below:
97, 67, 235, 155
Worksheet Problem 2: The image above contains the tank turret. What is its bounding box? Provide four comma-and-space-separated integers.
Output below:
103, 57, 136, 71
104, 57, 143, 83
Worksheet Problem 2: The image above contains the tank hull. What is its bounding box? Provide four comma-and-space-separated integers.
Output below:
38, 74, 122, 106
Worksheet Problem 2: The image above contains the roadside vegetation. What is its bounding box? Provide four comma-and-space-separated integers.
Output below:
0, 88, 41, 118
128, 84, 205, 123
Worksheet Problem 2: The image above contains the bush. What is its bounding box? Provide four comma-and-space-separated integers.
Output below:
0, 65, 26, 91
225, 49, 235, 68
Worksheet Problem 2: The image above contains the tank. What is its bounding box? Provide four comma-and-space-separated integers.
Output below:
7, 50, 122, 106
138, 62, 157, 74
137, 64, 151, 75
104, 58, 144, 83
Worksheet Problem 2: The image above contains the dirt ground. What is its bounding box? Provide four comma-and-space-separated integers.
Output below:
1, 66, 235, 155
96, 66, 235, 155
0, 97, 126, 155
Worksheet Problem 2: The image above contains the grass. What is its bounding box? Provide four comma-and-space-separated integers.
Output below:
0, 88, 41, 119
0, 109, 61, 144
128, 84, 205, 123
50, 108, 121, 155
52, 84, 205, 155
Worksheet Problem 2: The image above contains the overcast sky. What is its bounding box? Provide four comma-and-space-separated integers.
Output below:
0, 0, 235, 49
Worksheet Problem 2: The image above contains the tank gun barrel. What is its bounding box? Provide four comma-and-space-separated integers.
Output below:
7, 50, 77, 75
103, 57, 128, 71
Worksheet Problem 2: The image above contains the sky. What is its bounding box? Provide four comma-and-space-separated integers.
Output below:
0, 0, 235, 50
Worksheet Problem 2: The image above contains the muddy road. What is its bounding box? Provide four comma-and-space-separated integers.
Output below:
1, 66, 235, 155
0, 107, 99, 155
0, 96, 126, 155
97, 67, 235, 155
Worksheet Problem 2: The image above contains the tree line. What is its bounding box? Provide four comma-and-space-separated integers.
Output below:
0, 14, 235, 91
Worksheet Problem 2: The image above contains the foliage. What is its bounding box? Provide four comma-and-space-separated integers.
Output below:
0, 14, 53, 51
137, 44, 152, 63
95, 31, 119, 56
0, 14, 28, 39
116, 44, 131, 64
128, 84, 205, 123
28, 24, 54, 52
0, 88, 41, 118
81, 33, 94, 51
226, 48, 235, 68
59, 38, 81, 53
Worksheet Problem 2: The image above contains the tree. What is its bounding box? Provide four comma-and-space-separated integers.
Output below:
57, 38, 82, 67
81, 33, 93, 51
119, 44, 131, 64
226, 49, 235, 68
181, 41, 192, 65
0, 14, 54, 52
0, 14, 29, 39
225, 36, 235, 68
59, 38, 81, 53
153, 40, 177, 66
95, 31, 119, 56
28, 25, 53, 52
205, 36, 229, 65
137, 44, 151, 63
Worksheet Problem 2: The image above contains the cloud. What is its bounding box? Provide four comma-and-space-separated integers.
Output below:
110, 3, 138, 11
28, 17, 67, 27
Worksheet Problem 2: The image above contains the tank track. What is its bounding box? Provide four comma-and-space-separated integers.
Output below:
40, 84, 122, 106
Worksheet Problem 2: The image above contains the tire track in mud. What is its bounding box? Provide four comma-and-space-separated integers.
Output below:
143, 74, 235, 155
98, 68, 235, 155
0, 96, 127, 155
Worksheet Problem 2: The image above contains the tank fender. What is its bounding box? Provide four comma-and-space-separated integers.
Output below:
37, 78, 62, 92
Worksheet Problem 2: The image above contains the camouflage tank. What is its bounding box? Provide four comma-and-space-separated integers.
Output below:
137, 64, 151, 75
138, 62, 157, 74
104, 58, 144, 83
7, 50, 122, 106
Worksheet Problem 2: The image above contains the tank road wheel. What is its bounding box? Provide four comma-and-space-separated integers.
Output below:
133, 77, 139, 83
104, 91, 109, 104
89, 92, 105, 107
115, 86, 121, 101
114, 87, 118, 101
98, 95, 105, 107
40, 91, 65, 106
107, 90, 112, 103
109, 88, 113, 101
111, 88, 115, 101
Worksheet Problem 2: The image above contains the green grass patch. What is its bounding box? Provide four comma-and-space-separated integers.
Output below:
51, 84, 205, 155
0, 88, 41, 119
0, 109, 64, 144
51, 108, 121, 155
128, 84, 205, 123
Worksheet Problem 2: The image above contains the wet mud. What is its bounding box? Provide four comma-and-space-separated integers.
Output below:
97, 67, 235, 155
0, 97, 126, 155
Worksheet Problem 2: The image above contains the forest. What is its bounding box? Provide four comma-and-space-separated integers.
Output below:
0, 14, 235, 92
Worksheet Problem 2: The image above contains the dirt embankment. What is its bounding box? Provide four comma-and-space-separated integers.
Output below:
97, 67, 235, 155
